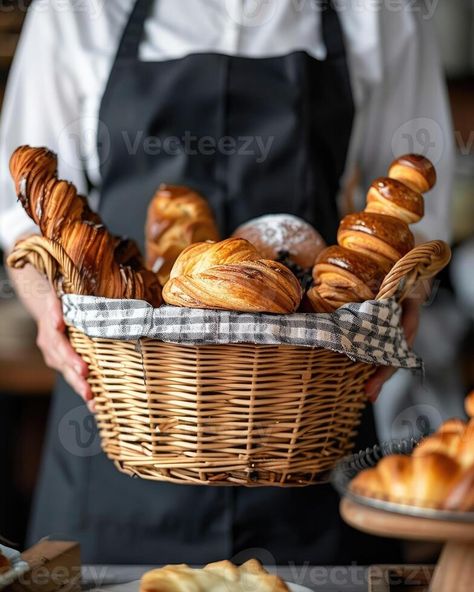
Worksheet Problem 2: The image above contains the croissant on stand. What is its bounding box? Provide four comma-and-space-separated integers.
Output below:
350, 399, 474, 512
308, 155, 436, 312
162, 238, 303, 314
9, 146, 162, 305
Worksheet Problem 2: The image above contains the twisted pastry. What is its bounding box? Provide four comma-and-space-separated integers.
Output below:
308, 154, 436, 312
9, 146, 162, 305
162, 238, 303, 313
350, 416, 474, 511
145, 184, 220, 284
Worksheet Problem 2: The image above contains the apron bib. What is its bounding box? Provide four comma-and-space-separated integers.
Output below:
28, 0, 400, 564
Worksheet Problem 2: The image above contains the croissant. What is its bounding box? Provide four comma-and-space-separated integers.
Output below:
9, 146, 162, 305
308, 154, 436, 312
140, 559, 289, 592
413, 419, 474, 469
162, 238, 303, 313
350, 416, 474, 511
350, 453, 465, 509
145, 184, 220, 284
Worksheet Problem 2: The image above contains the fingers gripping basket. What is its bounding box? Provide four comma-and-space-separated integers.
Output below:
8, 237, 451, 486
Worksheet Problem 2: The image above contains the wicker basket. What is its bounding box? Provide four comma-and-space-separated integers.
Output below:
8, 237, 451, 486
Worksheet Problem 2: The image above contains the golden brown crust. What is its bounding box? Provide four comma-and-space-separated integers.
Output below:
232, 214, 326, 269
309, 153, 435, 312
0, 551, 11, 574
388, 154, 437, 193
350, 416, 474, 511
9, 146, 162, 305
365, 178, 424, 224
145, 184, 220, 284
163, 238, 302, 313
306, 246, 386, 312
465, 391, 474, 418
140, 559, 289, 592
338, 212, 414, 270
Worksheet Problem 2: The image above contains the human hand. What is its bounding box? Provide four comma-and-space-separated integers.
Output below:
365, 297, 421, 403
36, 287, 94, 410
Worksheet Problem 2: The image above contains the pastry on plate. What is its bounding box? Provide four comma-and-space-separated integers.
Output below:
141, 559, 289, 592
349, 416, 474, 511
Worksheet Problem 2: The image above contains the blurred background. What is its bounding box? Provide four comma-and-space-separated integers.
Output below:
0, 0, 473, 551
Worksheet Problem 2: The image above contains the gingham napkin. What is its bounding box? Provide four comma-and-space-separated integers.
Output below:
62, 295, 421, 369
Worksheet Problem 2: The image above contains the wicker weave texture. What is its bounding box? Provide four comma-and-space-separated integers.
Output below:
70, 326, 373, 486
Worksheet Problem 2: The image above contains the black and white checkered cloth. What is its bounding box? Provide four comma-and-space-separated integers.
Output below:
62, 295, 421, 369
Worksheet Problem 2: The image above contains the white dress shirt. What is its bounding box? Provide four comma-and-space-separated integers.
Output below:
0, 0, 454, 251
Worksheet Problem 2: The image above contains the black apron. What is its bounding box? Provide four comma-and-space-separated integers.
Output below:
28, 0, 400, 565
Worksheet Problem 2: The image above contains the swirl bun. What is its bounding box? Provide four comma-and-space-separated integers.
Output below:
163, 238, 302, 313
308, 246, 386, 311
388, 154, 436, 193
338, 212, 414, 271
308, 153, 434, 312
365, 178, 424, 224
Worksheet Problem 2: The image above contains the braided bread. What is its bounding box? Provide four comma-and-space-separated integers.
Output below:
145, 184, 220, 284
350, 417, 474, 511
308, 154, 435, 312
9, 146, 162, 305
162, 238, 303, 313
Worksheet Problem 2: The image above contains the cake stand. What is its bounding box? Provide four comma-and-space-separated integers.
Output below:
332, 441, 474, 592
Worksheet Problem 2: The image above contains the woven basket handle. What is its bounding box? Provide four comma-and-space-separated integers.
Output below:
7, 234, 87, 296
376, 240, 451, 302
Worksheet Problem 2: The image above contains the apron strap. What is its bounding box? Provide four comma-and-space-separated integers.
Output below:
116, 0, 154, 60
116, 0, 347, 61
320, 0, 347, 59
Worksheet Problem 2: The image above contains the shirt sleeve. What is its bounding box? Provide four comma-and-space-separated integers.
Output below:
0, 4, 86, 252
354, 8, 455, 243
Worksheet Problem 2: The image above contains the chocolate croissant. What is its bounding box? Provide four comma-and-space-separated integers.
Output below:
162, 238, 303, 313
10, 146, 162, 305
145, 184, 220, 284
350, 417, 474, 511
308, 154, 436, 312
